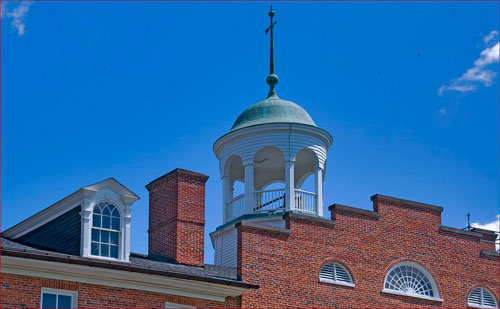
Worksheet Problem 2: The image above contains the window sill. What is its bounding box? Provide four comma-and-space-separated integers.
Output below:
86, 254, 126, 263
467, 304, 498, 309
319, 279, 355, 288
381, 289, 443, 302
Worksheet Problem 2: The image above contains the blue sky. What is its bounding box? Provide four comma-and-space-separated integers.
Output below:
1, 1, 499, 262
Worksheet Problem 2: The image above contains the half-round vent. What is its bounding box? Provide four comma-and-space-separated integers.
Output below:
319, 262, 354, 286
468, 287, 498, 308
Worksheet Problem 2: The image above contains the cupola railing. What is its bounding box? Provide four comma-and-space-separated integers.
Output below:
224, 188, 317, 223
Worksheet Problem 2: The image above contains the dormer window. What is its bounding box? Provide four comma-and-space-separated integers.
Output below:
91, 202, 121, 259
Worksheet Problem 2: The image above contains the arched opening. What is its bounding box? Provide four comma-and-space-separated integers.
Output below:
294, 148, 319, 213
253, 147, 285, 212
223, 156, 245, 220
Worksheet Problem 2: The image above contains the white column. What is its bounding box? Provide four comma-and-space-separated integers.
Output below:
285, 160, 295, 211
244, 163, 254, 214
80, 202, 92, 257
315, 167, 324, 217
222, 175, 232, 222
122, 205, 132, 262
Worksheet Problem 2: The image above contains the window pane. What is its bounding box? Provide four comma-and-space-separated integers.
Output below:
110, 245, 118, 258
102, 216, 111, 229
103, 206, 111, 216
110, 232, 119, 245
101, 230, 109, 243
91, 229, 100, 242
112, 217, 120, 230
91, 242, 99, 255
41, 293, 57, 308
101, 244, 109, 257
93, 206, 101, 214
57, 295, 72, 309
92, 214, 101, 228
112, 208, 119, 217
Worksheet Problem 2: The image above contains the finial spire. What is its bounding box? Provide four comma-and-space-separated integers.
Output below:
265, 5, 278, 98
465, 212, 472, 231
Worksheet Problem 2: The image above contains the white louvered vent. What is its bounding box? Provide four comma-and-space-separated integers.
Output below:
468, 287, 498, 308
319, 262, 354, 286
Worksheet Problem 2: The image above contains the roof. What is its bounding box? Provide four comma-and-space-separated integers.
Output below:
231, 93, 316, 131
1, 237, 255, 288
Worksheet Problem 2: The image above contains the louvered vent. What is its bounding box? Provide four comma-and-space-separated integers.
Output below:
319, 262, 353, 285
468, 287, 498, 308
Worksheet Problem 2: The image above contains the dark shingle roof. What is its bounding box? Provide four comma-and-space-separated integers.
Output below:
1, 237, 244, 285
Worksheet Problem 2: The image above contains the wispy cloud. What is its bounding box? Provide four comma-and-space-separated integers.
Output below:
471, 214, 499, 251
439, 31, 499, 96
1, 1, 33, 36
484, 30, 498, 44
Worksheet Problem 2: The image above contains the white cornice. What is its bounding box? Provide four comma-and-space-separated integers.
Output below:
1, 255, 249, 302
213, 123, 333, 159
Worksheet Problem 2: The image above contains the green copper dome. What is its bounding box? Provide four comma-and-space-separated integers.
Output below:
231, 94, 317, 131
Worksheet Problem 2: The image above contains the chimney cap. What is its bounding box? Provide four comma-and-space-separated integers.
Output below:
146, 168, 209, 190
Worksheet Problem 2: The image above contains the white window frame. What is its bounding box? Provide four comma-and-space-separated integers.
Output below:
319, 262, 355, 287
90, 201, 122, 260
41, 288, 78, 309
468, 287, 499, 309
381, 261, 443, 302
80, 187, 132, 262
165, 302, 196, 308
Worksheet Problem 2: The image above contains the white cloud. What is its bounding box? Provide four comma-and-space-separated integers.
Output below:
1, 1, 33, 36
484, 30, 498, 44
439, 32, 499, 96
471, 214, 499, 251
437, 107, 446, 115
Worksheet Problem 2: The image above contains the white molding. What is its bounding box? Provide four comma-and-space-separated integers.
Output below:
41, 287, 78, 308
2, 256, 249, 302
381, 289, 444, 302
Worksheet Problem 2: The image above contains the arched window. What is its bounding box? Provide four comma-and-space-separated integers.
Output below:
319, 262, 354, 287
383, 262, 440, 300
91, 202, 120, 259
468, 287, 498, 308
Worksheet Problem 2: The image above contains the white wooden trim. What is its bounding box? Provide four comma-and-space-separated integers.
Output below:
2, 256, 249, 302
381, 288, 444, 302
319, 278, 355, 288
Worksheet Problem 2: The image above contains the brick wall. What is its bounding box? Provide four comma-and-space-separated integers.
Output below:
237, 195, 499, 308
0, 273, 240, 308
147, 169, 209, 266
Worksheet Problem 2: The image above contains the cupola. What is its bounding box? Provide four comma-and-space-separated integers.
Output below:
213, 7, 332, 224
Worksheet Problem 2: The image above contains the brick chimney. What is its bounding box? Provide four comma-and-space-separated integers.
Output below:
146, 168, 209, 266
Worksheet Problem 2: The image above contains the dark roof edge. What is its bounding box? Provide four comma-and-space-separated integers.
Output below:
146, 168, 209, 189
371, 194, 443, 213
480, 250, 499, 258
235, 221, 290, 235
471, 227, 499, 236
1, 247, 258, 290
439, 226, 482, 238
284, 212, 336, 227
329, 204, 380, 218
